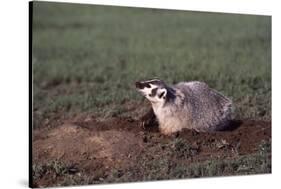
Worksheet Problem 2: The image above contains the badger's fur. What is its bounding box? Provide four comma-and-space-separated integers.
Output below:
135, 79, 234, 135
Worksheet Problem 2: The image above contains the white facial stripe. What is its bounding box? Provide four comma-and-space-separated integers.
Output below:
149, 84, 158, 89
144, 79, 160, 83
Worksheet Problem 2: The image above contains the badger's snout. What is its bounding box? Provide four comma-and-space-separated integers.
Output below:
135, 81, 143, 89
135, 81, 150, 89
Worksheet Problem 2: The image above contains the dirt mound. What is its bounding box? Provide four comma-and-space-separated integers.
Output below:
32, 117, 271, 187
33, 122, 144, 171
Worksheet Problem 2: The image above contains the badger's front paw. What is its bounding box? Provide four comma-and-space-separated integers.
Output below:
139, 116, 156, 129
139, 108, 157, 129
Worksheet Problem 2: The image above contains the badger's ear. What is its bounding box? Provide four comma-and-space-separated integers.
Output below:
158, 88, 167, 99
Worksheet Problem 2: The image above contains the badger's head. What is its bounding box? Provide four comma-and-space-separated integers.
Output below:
135, 79, 168, 104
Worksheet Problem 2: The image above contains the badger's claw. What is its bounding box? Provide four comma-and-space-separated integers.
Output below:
140, 119, 151, 129
141, 121, 145, 129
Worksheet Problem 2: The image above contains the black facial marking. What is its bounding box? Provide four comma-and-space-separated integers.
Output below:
135, 82, 151, 89
159, 91, 165, 98
135, 81, 143, 89
150, 88, 158, 97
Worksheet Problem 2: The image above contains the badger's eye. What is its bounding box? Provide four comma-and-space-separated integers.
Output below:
146, 84, 151, 88
149, 93, 153, 97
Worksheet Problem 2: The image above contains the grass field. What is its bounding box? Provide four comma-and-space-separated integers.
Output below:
33, 2, 271, 126
32, 2, 271, 187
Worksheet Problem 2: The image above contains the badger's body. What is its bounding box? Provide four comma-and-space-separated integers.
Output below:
135, 79, 233, 135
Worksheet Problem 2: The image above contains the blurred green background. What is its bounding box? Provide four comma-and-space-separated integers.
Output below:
32, 2, 271, 127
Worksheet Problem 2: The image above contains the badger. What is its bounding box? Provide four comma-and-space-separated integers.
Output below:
135, 79, 234, 135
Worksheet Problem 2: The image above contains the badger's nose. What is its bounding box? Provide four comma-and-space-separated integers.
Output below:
135, 81, 142, 89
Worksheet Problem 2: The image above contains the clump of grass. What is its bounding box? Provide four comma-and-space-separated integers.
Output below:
258, 140, 271, 155
32, 160, 79, 182
33, 161, 66, 181
170, 138, 199, 159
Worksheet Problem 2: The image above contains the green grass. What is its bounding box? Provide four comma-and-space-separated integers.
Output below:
32, 2, 271, 127
32, 140, 271, 187
109, 139, 271, 182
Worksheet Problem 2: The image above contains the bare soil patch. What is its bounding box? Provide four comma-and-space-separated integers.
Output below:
32, 116, 271, 187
